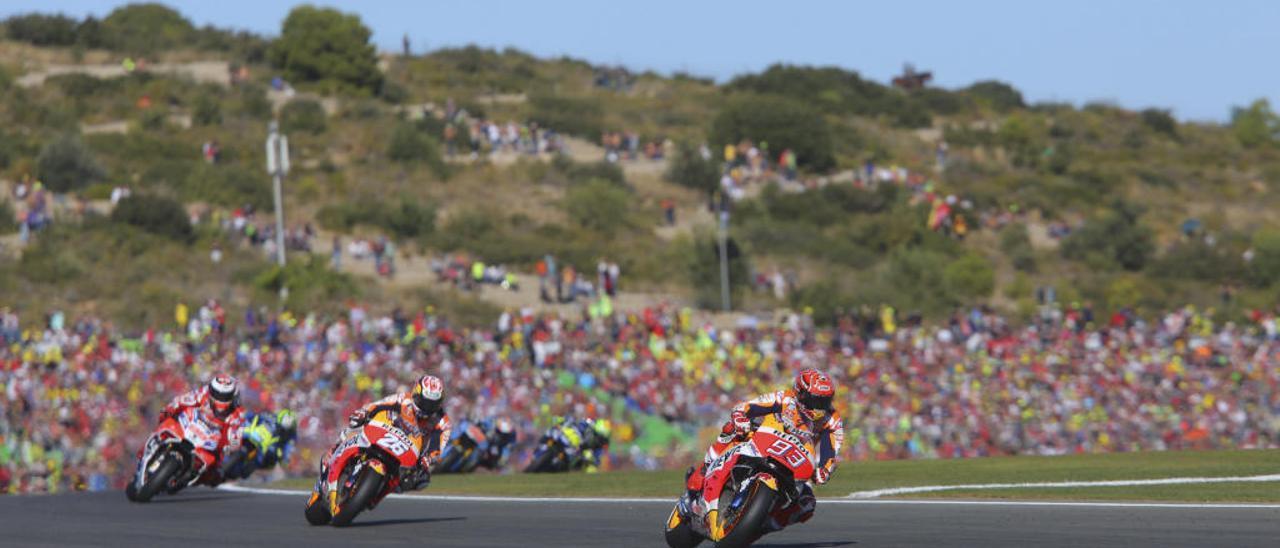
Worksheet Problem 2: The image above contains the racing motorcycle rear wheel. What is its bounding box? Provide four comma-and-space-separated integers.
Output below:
524, 447, 557, 473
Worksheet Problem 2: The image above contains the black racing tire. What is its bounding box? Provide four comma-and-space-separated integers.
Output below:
124, 477, 140, 502
304, 489, 332, 526
221, 449, 246, 479
330, 467, 385, 527
714, 481, 777, 548
664, 503, 705, 548
135, 455, 182, 503
434, 450, 462, 475
524, 449, 556, 473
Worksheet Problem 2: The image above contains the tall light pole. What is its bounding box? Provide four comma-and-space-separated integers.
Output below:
265, 121, 290, 267
718, 208, 731, 312
266, 121, 290, 303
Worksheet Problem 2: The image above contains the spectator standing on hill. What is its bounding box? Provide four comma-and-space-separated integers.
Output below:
661, 198, 676, 226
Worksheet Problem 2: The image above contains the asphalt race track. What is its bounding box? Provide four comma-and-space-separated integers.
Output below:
2, 490, 1278, 547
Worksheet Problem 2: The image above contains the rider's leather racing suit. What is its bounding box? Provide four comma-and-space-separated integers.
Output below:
329, 393, 452, 493
158, 387, 245, 484
687, 389, 844, 531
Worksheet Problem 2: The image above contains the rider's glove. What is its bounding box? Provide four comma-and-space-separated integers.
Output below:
814, 465, 831, 485
348, 409, 369, 428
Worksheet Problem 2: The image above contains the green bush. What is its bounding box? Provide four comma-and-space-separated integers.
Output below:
665, 142, 720, 193
236, 84, 273, 119
711, 94, 834, 171
317, 198, 435, 240
37, 134, 105, 192
268, 5, 383, 93
964, 80, 1025, 112
1149, 239, 1243, 283
1230, 99, 1280, 148
561, 158, 626, 187
565, 178, 632, 236
1140, 108, 1178, 139
183, 163, 272, 209
528, 94, 604, 139
1247, 230, 1280, 287
998, 223, 1036, 272
387, 122, 446, 175
0, 200, 15, 234
192, 93, 222, 126
280, 99, 326, 134
253, 255, 358, 310
101, 3, 194, 54
4, 13, 79, 46
110, 194, 193, 243
943, 253, 995, 301
1061, 201, 1153, 271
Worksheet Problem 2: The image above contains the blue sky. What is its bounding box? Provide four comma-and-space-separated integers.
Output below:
4, 1, 1277, 122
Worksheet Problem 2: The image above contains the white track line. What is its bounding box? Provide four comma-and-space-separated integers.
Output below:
219, 483, 1280, 509
848, 473, 1280, 499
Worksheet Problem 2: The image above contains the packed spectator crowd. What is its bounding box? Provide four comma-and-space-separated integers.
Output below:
4, 298, 1280, 494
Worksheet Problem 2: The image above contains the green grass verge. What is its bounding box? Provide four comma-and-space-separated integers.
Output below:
267, 449, 1280, 502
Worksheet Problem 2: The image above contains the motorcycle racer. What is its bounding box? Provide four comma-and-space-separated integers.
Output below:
156, 375, 245, 486
474, 416, 518, 470
334, 375, 451, 496
685, 369, 843, 532
225, 409, 298, 480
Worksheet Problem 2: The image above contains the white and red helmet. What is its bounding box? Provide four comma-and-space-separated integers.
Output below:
794, 369, 835, 421
208, 375, 239, 418
412, 375, 445, 416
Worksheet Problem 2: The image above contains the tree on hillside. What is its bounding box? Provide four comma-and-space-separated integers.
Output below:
711, 95, 835, 171
268, 6, 382, 94
37, 134, 104, 192
964, 80, 1025, 112
1231, 99, 1280, 148
664, 142, 720, 194
3, 13, 79, 46
101, 3, 194, 54
1061, 200, 1153, 271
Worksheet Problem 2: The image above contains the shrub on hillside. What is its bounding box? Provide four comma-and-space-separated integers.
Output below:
268, 5, 382, 93
101, 3, 194, 55
317, 198, 435, 240
236, 84, 273, 119
3, 13, 79, 46
192, 93, 222, 126
528, 94, 604, 139
280, 99, 326, 134
37, 134, 105, 192
1140, 108, 1178, 139
1148, 239, 1244, 283
999, 223, 1037, 272
565, 179, 632, 236
964, 80, 1025, 112
711, 95, 834, 171
1061, 201, 1153, 271
253, 256, 358, 311
665, 142, 720, 193
943, 253, 995, 300
1231, 99, 1280, 148
1247, 230, 1280, 287
0, 200, 15, 234
387, 123, 446, 175
685, 233, 750, 309
110, 194, 193, 243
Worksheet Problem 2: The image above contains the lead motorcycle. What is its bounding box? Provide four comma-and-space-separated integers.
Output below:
664, 412, 818, 548
125, 406, 229, 503
304, 408, 424, 527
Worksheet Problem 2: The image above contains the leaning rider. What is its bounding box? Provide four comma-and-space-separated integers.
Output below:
338, 375, 451, 500
231, 408, 298, 479
685, 369, 844, 532
158, 375, 246, 486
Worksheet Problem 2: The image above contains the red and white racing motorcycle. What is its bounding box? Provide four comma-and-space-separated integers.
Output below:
125, 406, 231, 502
665, 412, 818, 547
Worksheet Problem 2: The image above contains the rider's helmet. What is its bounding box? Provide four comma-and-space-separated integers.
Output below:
208, 375, 239, 418
494, 417, 516, 444
276, 409, 298, 433
793, 369, 835, 422
412, 375, 446, 417
591, 418, 612, 441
